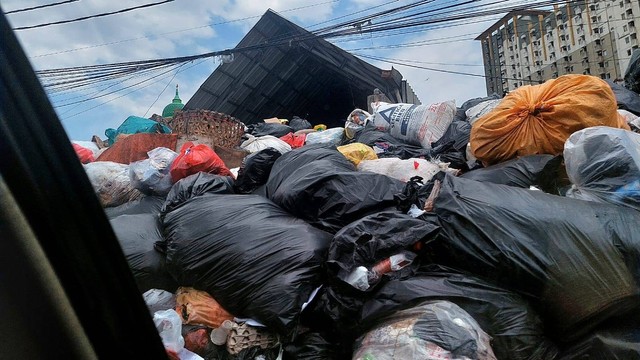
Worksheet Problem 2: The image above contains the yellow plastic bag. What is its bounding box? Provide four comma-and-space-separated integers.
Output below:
471, 75, 630, 165
337, 143, 378, 166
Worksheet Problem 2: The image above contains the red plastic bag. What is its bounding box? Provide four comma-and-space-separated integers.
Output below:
72, 143, 95, 164
280, 132, 306, 149
170, 142, 232, 183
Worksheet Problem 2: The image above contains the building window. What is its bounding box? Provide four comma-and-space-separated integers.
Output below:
626, 36, 631, 44
604, 50, 607, 56
620, 1, 624, 7
624, 25, 629, 32
628, 49, 633, 56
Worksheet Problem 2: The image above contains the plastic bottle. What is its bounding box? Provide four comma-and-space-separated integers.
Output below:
367, 251, 417, 284
345, 266, 371, 291
210, 320, 234, 346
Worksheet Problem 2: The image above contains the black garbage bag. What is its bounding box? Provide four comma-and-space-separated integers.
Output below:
460, 93, 502, 113
110, 214, 177, 293
558, 314, 640, 359
353, 300, 497, 359
564, 126, 640, 211
104, 195, 165, 219
419, 172, 640, 341
161, 172, 234, 215
234, 148, 282, 194
289, 116, 312, 132
607, 80, 640, 115
432, 120, 471, 151
284, 331, 337, 360
320, 212, 439, 334
350, 124, 431, 159
361, 264, 559, 360
460, 154, 562, 189
624, 48, 640, 94
162, 194, 331, 334
266, 146, 405, 233
247, 122, 293, 138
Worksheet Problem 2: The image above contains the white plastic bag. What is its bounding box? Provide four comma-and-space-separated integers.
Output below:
358, 158, 452, 183
305, 127, 345, 146
240, 134, 291, 154
84, 161, 142, 207
129, 147, 178, 196
153, 309, 185, 353
144, 289, 177, 315
466, 99, 502, 125
372, 101, 456, 149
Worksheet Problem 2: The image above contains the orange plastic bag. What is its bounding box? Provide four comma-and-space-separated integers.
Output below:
170, 142, 232, 183
471, 75, 630, 165
175, 287, 234, 328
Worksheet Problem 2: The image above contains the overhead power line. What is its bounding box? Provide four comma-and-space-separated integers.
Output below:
13, 0, 174, 31
3, 0, 79, 14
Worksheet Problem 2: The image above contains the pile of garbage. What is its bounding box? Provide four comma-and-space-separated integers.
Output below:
74, 74, 640, 359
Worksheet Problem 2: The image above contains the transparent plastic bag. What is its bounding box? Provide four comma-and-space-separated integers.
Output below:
129, 147, 178, 196
353, 301, 496, 360
564, 126, 640, 211
84, 161, 142, 207
153, 309, 185, 353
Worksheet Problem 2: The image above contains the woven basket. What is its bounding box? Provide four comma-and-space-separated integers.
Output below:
165, 109, 246, 150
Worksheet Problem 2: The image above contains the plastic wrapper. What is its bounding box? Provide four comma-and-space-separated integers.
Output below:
471, 74, 629, 165
358, 157, 455, 183
170, 142, 233, 183
161, 173, 234, 215
247, 122, 293, 138
234, 148, 282, 194
241, 134, 292, 154
304, 127, 345, 146
362, 265, 558, 360
460, 154, 561, 189
154, 309, 185, 353
84, 161, 142, 207
419, 172, 640, 340
182, 326, 212, 356
336, 143, 377, 166
564, 126, 640, 211
162, 193, 332, 334
175, 287, 234, 328
144, 289, 177, 315
353, 301, 496, 360
289, 116, 312, 132
372, 101, 456, 149
129, 147, 178, 196
265, 145, 405, 233
322, 211, 439, 331
618, 109, 640, 129
72, 140, 100, 158
110, 214, 177, 293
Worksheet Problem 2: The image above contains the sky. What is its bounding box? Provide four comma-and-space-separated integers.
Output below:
1, 0, 499, 141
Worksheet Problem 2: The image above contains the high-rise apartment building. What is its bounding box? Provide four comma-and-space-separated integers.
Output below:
476, 0, 640, 95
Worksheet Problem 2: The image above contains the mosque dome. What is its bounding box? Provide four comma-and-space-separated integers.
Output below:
162, 84, 184, 118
